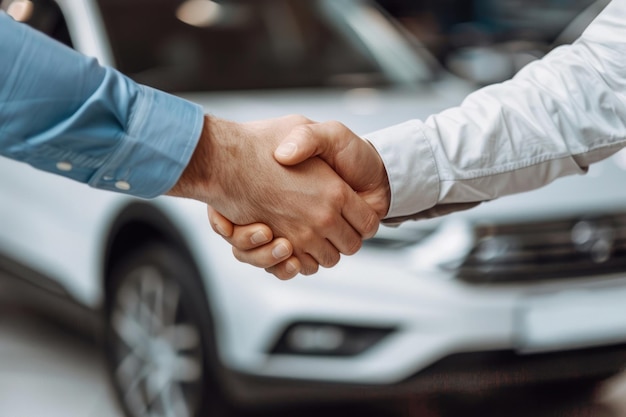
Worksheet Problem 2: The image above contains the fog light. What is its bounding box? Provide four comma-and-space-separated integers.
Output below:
270, 322, 394, 356
287, 325, 345, 352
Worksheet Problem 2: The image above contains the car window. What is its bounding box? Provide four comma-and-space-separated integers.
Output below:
96, 0, 393, 92
2, 0, 73, 47
377, 0, 598, 84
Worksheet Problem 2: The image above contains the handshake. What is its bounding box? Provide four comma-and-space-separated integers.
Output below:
168, 114, 392, 280
166, 1, 626, 276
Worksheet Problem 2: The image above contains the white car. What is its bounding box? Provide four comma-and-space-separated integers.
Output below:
1, 1, 625, 417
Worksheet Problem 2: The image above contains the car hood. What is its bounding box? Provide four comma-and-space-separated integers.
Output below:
179, 78, 473, 136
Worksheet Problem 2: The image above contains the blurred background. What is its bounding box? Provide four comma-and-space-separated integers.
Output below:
2, 0, 626, 416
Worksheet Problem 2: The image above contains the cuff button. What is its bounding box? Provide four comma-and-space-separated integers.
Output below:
56, 162, 72, 172
115, 181, 131, 191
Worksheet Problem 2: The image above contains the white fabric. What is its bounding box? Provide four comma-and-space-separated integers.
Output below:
367, 0, 626, 221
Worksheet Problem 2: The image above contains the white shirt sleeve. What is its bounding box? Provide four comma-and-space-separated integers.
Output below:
367, 0, 626, 222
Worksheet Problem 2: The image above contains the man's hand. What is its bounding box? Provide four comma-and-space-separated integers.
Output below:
274, 121, 390, 219
207, 206, 303, 279
168, 115, 380, 275
207, 120, 391, 279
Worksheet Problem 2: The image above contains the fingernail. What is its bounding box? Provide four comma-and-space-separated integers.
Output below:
272, 243, 290, 259
275, 142, 297, 158
250, 230, 269, 244
214, 222, 227, 236
285, 260, 299, 275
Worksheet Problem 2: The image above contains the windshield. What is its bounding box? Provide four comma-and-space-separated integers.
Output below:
96, 0, 422, 92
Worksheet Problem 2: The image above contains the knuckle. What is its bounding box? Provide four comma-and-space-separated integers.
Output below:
362, 213, 380, 239
320, 250, 341, 268
326, 183, 348, 205
267, 267, 293, 281
231, 232, 248, 249
285, 114, 310, 125
291, 124, 314, 141
233, 247, 273, 268
299, 229, 316, 244
300, 262, 319, 276
325, 120, 346, 133
232, 248, 246, 263
316, 210, 339, 230
343, 237, 362, 256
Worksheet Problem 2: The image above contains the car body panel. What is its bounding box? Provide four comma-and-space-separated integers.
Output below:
1, 0, 626, 392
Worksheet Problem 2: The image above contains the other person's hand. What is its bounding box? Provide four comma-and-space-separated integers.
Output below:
208, 120, 391, 279
169, 115, 380, 275
207, 206, 302, 280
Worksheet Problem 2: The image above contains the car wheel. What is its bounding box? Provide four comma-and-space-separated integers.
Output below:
105, 242, 230, 417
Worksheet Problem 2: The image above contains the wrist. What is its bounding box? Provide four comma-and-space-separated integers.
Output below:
168, 114, 216, 202
367, 139, 391, 219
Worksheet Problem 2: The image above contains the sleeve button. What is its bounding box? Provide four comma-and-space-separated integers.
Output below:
115, 181, 131, 191
56, 162, 73, 172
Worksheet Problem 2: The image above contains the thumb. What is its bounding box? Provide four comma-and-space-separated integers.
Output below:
275, 121, 390, 219
274, 123, 336, 166
275, 121, 373, 189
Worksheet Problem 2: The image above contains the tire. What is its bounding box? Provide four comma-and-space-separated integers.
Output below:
104, 242, 231, 417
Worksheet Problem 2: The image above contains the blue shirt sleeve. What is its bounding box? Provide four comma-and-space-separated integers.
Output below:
0, 12, 204, 198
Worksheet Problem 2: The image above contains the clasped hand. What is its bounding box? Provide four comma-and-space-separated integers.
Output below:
201, 116, 391, 279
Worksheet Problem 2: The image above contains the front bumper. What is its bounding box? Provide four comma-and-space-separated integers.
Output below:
214, 243, 626, 389
223, 343, 626, 406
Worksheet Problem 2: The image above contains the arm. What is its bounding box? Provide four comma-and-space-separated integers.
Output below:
168, 115, 380, 274
214, 0, 626, 276
0, 14, 379, 274
368, 0, 626, 221
208, 120, 390, 279
0, 12, 202, 198
207, 120, 391, 279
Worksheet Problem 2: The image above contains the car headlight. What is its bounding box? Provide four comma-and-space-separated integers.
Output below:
270, 322, 395, 357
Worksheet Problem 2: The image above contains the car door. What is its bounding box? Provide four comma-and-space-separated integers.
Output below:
0, 0, 120, 303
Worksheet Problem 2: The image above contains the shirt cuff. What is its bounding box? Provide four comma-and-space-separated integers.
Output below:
365, 120, 440, 220
88, 85, 204, 198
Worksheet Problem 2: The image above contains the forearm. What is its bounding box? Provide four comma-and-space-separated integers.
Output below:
0, 12, 203, 198
368, 0, 626, 221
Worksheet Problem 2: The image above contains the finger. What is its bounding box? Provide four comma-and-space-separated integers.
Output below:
274, 121, 380, 193
230, 224, 273, 250
293, 250, 321, 276
232, 237, 293, 268
207, 205, 234, 237
319, 207, 364, 256
208, 206, 275, 250
293, 235, 340, 270
265, 257, 302, 280
341, 189, 380, 240
320, 184, 379, 250
274, 123, 338, 166
280, 122, 390, 219
306, 122, 376, 189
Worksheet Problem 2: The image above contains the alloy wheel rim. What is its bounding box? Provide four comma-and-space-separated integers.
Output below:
111, 265, 203, 417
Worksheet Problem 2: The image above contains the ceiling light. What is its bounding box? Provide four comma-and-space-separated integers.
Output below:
176, 0, 222, 28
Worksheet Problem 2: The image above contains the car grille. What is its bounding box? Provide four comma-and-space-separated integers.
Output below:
453, 213, 626, 283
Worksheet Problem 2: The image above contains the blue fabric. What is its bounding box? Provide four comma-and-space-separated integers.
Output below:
0, 12, 204, 198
